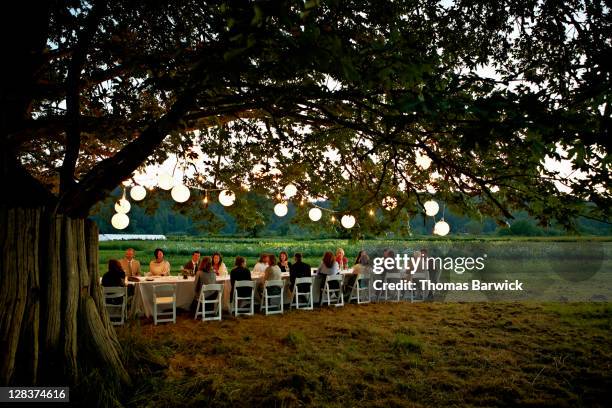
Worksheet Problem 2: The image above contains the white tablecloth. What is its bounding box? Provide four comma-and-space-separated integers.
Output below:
131, 276, 196, 318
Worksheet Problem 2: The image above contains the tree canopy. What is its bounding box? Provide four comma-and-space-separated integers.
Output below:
4, 0, 610, 230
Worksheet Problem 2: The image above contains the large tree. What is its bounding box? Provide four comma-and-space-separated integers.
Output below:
1, 0, 609, 392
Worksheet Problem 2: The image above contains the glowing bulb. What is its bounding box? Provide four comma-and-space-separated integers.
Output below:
341, 215, 356, 229
130, 185, 146, 201
284, 183, 297, 198
219, 190, 236, 206
331, 215, 336, 222
157, 172, 174, 190
309, 208, 322, 221
433, 220, 450, 236
274, 203, 288, 217
111, 213, 129, 230
114, 198, 131, 214
171, 184, 190, 203
426, 184, 437, 194
416, 151, 432, 170
424, 200, 439, 217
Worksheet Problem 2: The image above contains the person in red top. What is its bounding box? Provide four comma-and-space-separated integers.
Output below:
335, 248, 348, 270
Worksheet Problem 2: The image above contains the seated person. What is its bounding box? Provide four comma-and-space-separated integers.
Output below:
119, 248, 141, 278
277, 251, 291, 272
211, 252, 228, 277
262, 254, 282, 296
182, 250, 201, 276
335, 247, 349, 270
102, 260, 126, 304
149, 248, 170, 276
230, 256, 252, 303
344, 250, 371, 298
252, 253, 269, 275
289, 252, 311, 292
193, 256, 218, 311
316, 251, 339, 305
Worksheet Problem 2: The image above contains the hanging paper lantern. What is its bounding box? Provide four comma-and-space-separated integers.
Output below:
426, 184, 437, 194
382, 196, 398, 211
309, 207, 322, 221
416, 151, 432, 170
341, 215, 356, 229
274, 203, 288, 217
284, 183, 297, 198
114, 198, 131, 214
424, 200, 439, 216
157, 172, 174, 190
111, 213, 129, 230
433, 220, 450, 236
219, 190, 236, 206
171, 184, 190, 203
130, 185, 147, 201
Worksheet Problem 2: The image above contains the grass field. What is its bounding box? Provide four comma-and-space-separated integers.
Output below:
95, 302, 612, 407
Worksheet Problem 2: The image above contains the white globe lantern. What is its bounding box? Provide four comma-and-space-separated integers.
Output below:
382, 196, 398, 211
274, 203, 288, 217
171, 184, 190, 203
130, 185, 147, 201
426, 184, 437, 194
284, 183, 297, 198
433, 220, 450, 236
157, 172, 174, 190
341, 215, 356, 229
219, 190, 236, 206
309, 207, 322, 221
114, 198, 131, 214
424, 200, 439, 216
111, 213, 129, 230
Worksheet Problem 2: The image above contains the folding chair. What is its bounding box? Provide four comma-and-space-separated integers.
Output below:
348, 275, 371, 304
232, 280, 255, 316
104, 286, 127, 326
153, 284, 176, 325
384, 272, 403, 302
321, 275, 344, 307
410, 269, 430, 302
290, 277, 314, 310
195, 283, 223, 321
261, 280, 284, 315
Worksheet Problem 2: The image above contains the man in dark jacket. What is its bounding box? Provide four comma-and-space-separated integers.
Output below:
289, 253, 311, 293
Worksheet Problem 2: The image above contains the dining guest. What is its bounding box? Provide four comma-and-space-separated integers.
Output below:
335, 248, 348, 270
119, 248, 141, 277
344, 250, 371, 298
102, 259, 126, 287
182, 251, 201, 276
316, 251, 340, 305
262, 254, 282, 296
289, 252, 311, 293
278, 251, 291, 272
253, 253, 269, 275
230, 256, 252, 303
211, 252, 228, 277
149, 248, 170, 276
193, 256, 217, 310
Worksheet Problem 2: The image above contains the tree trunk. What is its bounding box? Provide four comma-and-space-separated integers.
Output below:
0, 207, 129, 386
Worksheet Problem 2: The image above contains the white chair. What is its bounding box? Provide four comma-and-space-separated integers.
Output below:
384, 272, 403, 302
232, 280, 255, 316
321, 275, 344, 307
348, 275, 370, 304
104, 286, 127, 326
290, 277, 314, 310
153, 284, 176, 325
261, 280, 284, 315
409, 269, 430, 302
195, 283, 223, 321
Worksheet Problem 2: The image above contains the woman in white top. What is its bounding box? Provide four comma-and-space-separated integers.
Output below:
262, 254, 282, 296
211, 252, 228, 277
252, 253, 269, 276
149, 248, 170, 276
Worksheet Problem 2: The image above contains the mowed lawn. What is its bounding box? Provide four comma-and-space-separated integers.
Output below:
108, 302, 612, 407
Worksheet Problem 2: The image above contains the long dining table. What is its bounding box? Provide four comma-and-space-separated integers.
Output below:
129, 268, 356, 317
